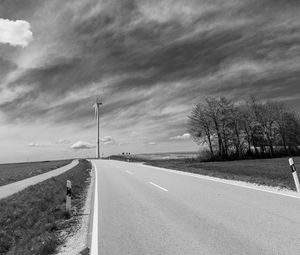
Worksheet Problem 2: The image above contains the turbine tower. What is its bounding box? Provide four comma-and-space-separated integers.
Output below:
94, 97, 102, 159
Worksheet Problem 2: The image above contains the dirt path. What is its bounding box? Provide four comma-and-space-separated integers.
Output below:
0, 160, 79, 200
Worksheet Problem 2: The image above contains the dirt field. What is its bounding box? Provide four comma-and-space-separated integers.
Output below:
137, 151, 199, 160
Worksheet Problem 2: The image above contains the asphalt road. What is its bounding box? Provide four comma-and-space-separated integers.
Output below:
92, 159, 300, 255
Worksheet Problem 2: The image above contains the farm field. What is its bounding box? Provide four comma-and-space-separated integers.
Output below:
0, 160, 71, 187
0, 159, 91, 255
137, 151, 199, 160
111, 153, 300, 190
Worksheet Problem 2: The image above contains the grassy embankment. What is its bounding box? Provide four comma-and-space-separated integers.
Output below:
0, 160, 71, 186
110, 155, 299, 190
0, 159, 91, 255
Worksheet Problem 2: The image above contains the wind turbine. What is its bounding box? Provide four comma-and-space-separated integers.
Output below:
93, 97, 102, 159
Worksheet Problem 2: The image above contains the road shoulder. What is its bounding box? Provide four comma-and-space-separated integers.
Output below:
57, 161, 95, 255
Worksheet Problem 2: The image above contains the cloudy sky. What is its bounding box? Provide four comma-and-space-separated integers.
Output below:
0, 0, 299, 163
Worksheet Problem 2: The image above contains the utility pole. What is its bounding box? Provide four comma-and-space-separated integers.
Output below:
95, 97, 102, 159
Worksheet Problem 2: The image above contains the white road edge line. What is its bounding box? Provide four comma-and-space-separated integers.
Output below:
143, 164, 300, 199
126, 170, 133, 175
91, 163, 98, 255
149, 182, 168, 192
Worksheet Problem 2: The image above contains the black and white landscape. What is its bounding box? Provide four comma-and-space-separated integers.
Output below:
1, 0, 300, 161
0, 1, 300, 255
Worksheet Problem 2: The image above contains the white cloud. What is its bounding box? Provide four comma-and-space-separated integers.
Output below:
170, 133, 191, 140
148, 142, 156, 145
0, 18, 33, 47
71, 141, 95, 150
100, 136, 115, 145
28, 142, 49, 147
28, 140, 71, 148
28, 142, 41, 147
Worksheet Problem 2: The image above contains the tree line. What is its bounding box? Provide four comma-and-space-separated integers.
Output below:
188, 97, 300, 161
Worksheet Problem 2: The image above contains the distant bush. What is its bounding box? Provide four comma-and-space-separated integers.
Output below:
196, 150, 215, 162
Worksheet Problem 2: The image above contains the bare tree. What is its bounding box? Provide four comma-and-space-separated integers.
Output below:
229, 105, 244, 158
188, 96, 300, 161
205, 98, 226, 158
188, 104, 215, 158
284, 111, 300, 152
218, 97, 235, 158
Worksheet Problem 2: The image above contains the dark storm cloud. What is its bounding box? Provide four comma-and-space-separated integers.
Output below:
11, 58, 84, 94
1, 0, 300, 131
0, 57, 16, 79
53, 95, 149, 125
0, 0, 44, 20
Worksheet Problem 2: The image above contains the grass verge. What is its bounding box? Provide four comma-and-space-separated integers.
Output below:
0, 160, 72, 187
110, 155, 299, 190
0, 159, 91, 255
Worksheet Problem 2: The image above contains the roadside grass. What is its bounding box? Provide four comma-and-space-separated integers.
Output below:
110, 155, 299, 190
0, 159, 91, 255
0, 160, 72, 187
144, 157, 299, 190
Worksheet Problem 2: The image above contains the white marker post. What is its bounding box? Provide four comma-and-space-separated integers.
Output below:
289, 158, 300, 193
66, 180, 72, 213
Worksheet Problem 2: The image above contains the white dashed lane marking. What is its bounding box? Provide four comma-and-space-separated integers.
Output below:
149, 182, 168, 192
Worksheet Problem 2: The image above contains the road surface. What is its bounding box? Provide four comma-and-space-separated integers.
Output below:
92, 159, 300, 255
0, 160, 79, 200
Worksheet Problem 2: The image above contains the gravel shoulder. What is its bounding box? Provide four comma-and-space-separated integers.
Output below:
57, 161, 95, 255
